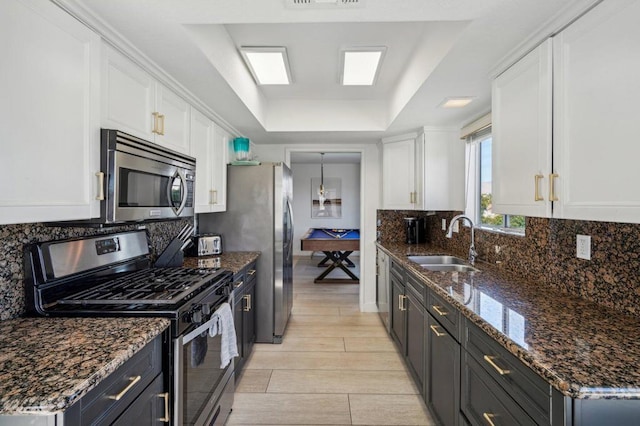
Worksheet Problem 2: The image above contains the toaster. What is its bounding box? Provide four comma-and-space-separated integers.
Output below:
188, 234, 222, 256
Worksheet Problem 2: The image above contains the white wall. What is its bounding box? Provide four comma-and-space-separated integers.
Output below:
291, 163, 361, 256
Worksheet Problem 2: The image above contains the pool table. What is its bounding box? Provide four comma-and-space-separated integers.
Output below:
300, 228, 360, 283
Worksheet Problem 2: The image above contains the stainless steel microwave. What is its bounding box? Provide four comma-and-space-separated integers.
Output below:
56, 129, 196, 226
100, 129, 195, 224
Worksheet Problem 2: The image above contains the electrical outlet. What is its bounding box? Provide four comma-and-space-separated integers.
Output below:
441, 219, 447, 231
452, 221, 459, 233
576, 235, 591, 260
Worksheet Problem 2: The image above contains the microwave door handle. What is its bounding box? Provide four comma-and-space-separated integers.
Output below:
168, 171, 189, 216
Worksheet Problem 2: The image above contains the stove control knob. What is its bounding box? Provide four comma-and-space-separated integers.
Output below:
201, 303, 211, 315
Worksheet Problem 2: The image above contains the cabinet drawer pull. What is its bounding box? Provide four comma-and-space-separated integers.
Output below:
483, 355, 511, 375
243, 294, 252, 311
234, 280, 244, 289
431, 305, 448, 316
159, 392, 170, 422
95, 172, 105, 201
549, 173, 559, 201
534, 174, 544, 201
429, 324, 446, 337
482, 412, 496, 426
247, 270, 256, 276
110, 375, 141, 400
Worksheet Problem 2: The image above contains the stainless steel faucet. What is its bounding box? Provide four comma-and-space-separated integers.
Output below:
446, 214, 477, 265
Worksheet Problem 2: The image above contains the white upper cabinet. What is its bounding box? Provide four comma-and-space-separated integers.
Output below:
101, 46, 155, 142
492, 39, 552, 218
381, 135, 417, 210
102, 46, 190, 154
492, 0, 640, 223
553, 0, 640, 223
156, 85, 190, 154
421, 128, 465, 212
211, 125, 229, 212
381, 130, 464, 211
0, 0, 101, 224
190, 108, 228, 213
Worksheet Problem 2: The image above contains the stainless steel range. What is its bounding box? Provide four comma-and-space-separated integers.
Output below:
24, 230, 235, 426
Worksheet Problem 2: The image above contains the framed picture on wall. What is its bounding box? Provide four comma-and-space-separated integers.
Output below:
311, 177, 342, 218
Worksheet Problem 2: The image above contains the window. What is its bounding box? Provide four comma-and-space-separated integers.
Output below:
465, 125, 525, 233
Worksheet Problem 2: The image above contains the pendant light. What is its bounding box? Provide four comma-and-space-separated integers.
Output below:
318, 153, 326, 211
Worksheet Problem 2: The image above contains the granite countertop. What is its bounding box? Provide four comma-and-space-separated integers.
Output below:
377, 241, 640, 400
184, 251, 260, 273
0, 317, 170, 415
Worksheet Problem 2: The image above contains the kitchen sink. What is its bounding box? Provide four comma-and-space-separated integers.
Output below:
407, 255, 466, 265
420, 264, 478, 272
407, 255, 479, 273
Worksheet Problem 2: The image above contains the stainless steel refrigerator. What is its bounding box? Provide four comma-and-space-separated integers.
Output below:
199, 162, 293, 343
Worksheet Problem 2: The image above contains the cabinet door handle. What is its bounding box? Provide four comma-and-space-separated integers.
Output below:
482, 412, 496, 426
158, 114, 165, 135
409, 192, 413, 203
109, 375, 141, 400
95, 172, 105, 201
549, 173, 559, 201
159, 392, 170, 422
152, 112, 161, 134
430, 324, 446, 337
398, 294, 403, 311
534, 174, 544, 201
483, 355, 511, 375
243, 294, 251, 311
431, 305, 448, 316
210, 189, 217, 205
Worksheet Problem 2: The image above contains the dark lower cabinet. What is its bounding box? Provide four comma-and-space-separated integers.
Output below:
405, 288, 425, 390
242, 271, 257, 362
233, 261, 258, 378
113, 374, 167, 425
390, 274, 406, 349
461, 351, 536, 426
426, 312, 460, 426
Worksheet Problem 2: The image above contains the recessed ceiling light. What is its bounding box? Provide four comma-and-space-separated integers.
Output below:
240, 47, 292, 85
439, 97, 475, 108
341, 47, 386, 86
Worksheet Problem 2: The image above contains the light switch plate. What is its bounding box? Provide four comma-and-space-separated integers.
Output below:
576, 235, 591, 260
441, 219, 447, 231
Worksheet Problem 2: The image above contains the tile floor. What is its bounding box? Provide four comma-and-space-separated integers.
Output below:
226, 256, 435, 425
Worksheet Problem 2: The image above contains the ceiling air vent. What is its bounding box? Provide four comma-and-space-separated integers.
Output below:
286, 0, 364, 9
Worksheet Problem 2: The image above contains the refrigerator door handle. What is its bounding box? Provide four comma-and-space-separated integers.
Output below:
285, 198, 294, 258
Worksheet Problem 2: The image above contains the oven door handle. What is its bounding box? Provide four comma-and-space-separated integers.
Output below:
181, 315, 218, 345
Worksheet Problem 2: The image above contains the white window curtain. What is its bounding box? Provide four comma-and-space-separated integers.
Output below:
460, 113, 491, 222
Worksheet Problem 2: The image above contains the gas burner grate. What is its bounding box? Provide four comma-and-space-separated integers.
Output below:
58, 268, 223, 306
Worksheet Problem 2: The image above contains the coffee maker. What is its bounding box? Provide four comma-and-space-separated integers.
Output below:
404, 217, 427, 244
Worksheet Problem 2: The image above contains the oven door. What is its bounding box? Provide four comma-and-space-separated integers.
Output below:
110, 150, 194, 222
174, 315, 234, 426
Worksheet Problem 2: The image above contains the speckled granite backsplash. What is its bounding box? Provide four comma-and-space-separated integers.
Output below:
0, 219, 192, 321
378, 210, 640, 316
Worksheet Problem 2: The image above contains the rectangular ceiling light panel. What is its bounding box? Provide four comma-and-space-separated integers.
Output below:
240, 47, 292, 85
341, 47, 386, 86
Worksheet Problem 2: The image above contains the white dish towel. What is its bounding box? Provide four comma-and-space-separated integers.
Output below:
208, 302, 239, 368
